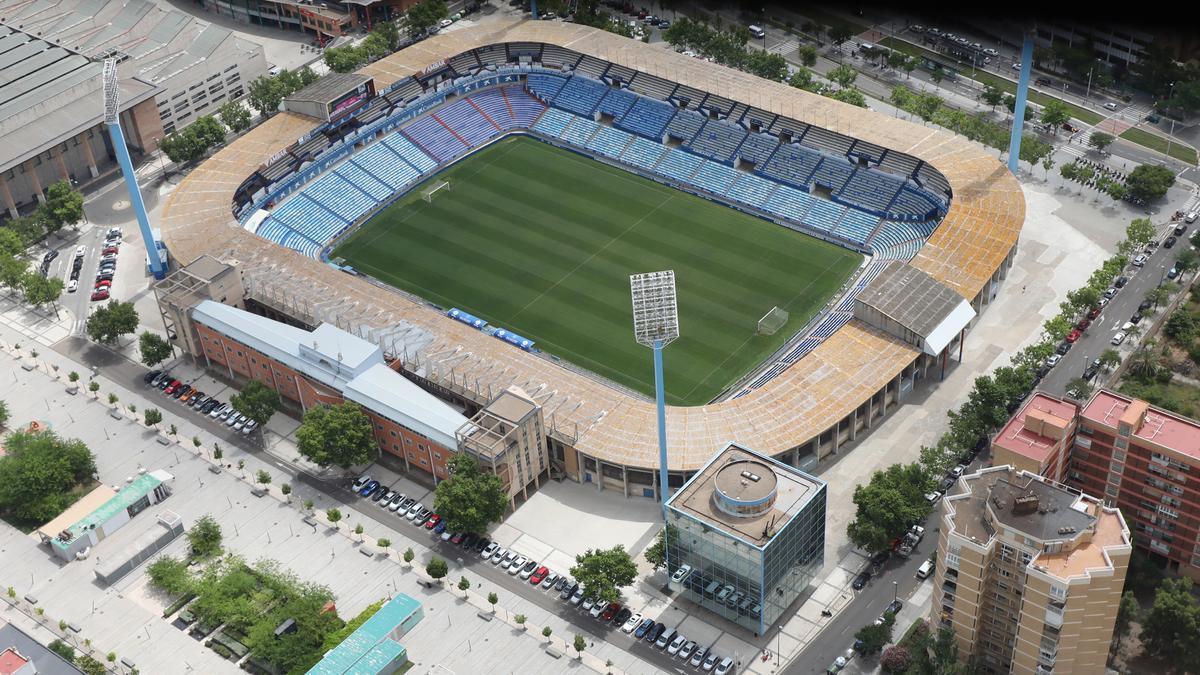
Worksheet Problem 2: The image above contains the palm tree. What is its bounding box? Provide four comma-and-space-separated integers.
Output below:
1127, 345, 1161, 380
1098, 349, 1122, 371
1145, 286, 1171, 310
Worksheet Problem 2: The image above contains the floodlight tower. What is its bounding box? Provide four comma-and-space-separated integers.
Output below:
1007, 33, 1036, 176
103, 58, 166, 280
630, 270, 679, 521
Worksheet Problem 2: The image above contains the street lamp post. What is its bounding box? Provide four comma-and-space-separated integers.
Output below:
893, 580, 899, 602
1085, 66, 1094, 105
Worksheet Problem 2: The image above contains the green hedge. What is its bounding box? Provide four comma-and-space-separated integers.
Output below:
162, 593, 196, 618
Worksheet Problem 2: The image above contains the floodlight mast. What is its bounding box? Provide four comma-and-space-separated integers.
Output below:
630, 270, 679, 525
103, 58, 166, 279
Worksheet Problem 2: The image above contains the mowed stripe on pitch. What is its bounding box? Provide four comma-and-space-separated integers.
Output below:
335, 136, 860, 404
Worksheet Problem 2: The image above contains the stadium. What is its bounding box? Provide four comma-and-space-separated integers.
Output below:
161, 21, 1023, 497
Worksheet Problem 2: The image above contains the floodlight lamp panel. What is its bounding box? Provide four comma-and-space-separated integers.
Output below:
102, 58, 120, 125
630, 270, 680, 347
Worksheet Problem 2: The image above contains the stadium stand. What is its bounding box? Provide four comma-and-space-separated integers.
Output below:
727, 102, 749, 125
561, 116, 600, 146
802, 125, 854, 155
847, 139, 887, 165
470, 87, 514, 128
526, 72, 568, 102
605, 63, 636, 85
382, 135, 437, 172
693, 161, 739, 194
475, 44, 507, 66
596, 87, 638, 119
869, 220, 928, 251
812, 157, 855, 191
832, 209, 879, 246
742, 107, 777, 132
589, 125, 633, 159
352, 144, 419, 190
889, 187, 939, 221
764, 185, 815, 222
540, 44, 580, 69
737, 133, 779, 166
700, 94, 735, 118
620, 137, 668, 170
879, 152, 922, 180
761, 143, 822, 188
628, 72, 676, 100
665, 110, 705, 143
532, 107, 573, 136
837, 167, 904, 215
726, 173, 778, 209
448, 52, 479, 76
553, 75, 609, 116
335, 164, 392, 201
915, 163, 952, 202
671, 84, 706, 109
686, 119, 748, 163
801, 198, 846, 234
615, 97, 676, 139
505, 87, 547, 126
768, 117, 809, 141
402, 115, 468, 162
655, 147, 704, 182
434, 99, 500, 146
575, 55, 609, 78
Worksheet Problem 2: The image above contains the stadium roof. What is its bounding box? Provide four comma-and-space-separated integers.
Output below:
159, 19, 1024, 472
856, 260, 977, 355
286, 73, 372, 105
0, 24, 157, 171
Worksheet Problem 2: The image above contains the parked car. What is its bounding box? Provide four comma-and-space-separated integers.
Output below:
433, 521, 447, 535
1104, 101, 1118, 111
690, 646, 709, 668
1165, 236, 1178, 249
702, 651, 721, 671
358, 480, 380, 497
425, 514, 442, 530
507, 555, 528, 575
1187, 211, 1198, 224
540, 571, 558, 588
882, 600, 903, 620
1111, 331, 1127, 345
612, 607, 631, 626
852, 570, 871, 590
715, 657, 735, 675
172, 384, 191, 400
90, 289, 110, 301
1065, 328, 1082, 343
679, 640, 697, 661
570, 588, 585, 605
1168, 267, 1180, 279
1087, 306, 1102, 320
622, 612, 643, 633
647, 623, 666, 644
518, 560, 537, 579
600, 602, 621, 621
560, 581, 579, 601
667, 633, 687, 656
481, 542, 500, 559
1175, 223, 1188, 236
634, 618, 654, 638
671, 564, 692, 584
1075, 317, 1091, 331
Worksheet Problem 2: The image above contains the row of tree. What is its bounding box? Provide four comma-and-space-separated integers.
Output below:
324, 21, 406, 73
1, 179, 85, 247
0, 429, 97, 527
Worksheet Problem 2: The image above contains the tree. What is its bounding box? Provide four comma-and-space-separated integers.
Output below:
915, 93, 943, 124
847, 463, 932, 553
1164, 310, 1197, 341
1115, 590, 1140, 646
41, 181, 84, 233
20, 273, 64, 312
0, 400, 7, 428
147, 555, 193, 595
827, 64, 858, 90
0, 229, 22, 257
788, 67, 815, 90
458, 576, 471, 593
159, 127, 210, 164
919, 437, 961, 482
1041, 154, 1056, 178
230, 379, 281, 428
47, 639, 74, 662
827, 87, 867, 108
1141, 578, 1200, 672
281, 483, 292, 499
570, 546, 638, 604
1128, 345, 1162, 380
426, 556, 448, 580
377, 537, 390, 550
980, 84, 1005, 111
827, 25, 853, 45
296, 402, 375, 468
405, 0, 449, 38
1099, 349, 1122, 371
1065, 377, 1093, 399
932, 627, 965, 673
218, 101, 252, 133
1066, 286, 1101, 314
854, 613, 894, 655
1126, 217, 1158, 246
138, 331, 172, 367
144, 408, 163, 427
1040, 99, 1072, 130
1042, 314, 1074, 342
1019, 134, 1053, 171
797, 44, 817, 67
573, 634, 587, 657
1126, 164, 1176, 202
542, 625, 553, 640
644, 526, 669, 569
0, 429, 96, 524
75, 655, 107, 675
187, 514, 223, 558
488, 592, 498, 611
433, 453, 508, 534
324, 46, 365, 73
930, 64, 946, 85
256, 469, 272, 485
5, 213, 44, 245
880, 645, 911, 673
1089, 132, 1115, 152
325, 508, 342, 528
403, 547, 415, 563
247, 75, 285, 117
86, 301, 138, 344
1175, 248, 1200, 274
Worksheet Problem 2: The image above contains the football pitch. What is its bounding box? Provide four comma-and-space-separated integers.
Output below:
333, 136, 860, 405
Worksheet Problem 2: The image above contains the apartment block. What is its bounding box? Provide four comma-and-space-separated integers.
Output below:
455, 386, 549, 508
992, 393, 1079, 482
933, 466, 1130, 674
1068, 390, 1200, 579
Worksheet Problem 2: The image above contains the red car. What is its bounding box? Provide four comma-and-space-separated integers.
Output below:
1065, 329, 1082, 343
1087, 306, 1102, 320
1076, 318, 1091, 331
90, 289, 109, 301
94, 279, 112, 288
600, 602, 621, 621
529, 566, 549, 585
424, 514, 441, 530
102, 246, 119, 255
163, 379, 182, 395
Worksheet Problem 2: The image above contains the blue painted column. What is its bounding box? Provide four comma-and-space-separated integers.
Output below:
107, 120, 165, 279
1007, 36, 1035, 176
654, 339, 669, 519
530, 0, 538, 20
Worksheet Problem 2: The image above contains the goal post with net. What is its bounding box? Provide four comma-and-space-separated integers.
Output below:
756, 306, 789, 335
421, 179, 451, 203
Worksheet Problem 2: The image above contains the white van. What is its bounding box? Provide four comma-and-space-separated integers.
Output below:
916, 559, 935, 580
748, 25, 765, 39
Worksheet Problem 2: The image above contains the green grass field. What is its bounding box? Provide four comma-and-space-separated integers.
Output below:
334, 136, 860, 405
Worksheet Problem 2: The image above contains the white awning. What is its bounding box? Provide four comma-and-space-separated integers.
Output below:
923, 299, 975, 356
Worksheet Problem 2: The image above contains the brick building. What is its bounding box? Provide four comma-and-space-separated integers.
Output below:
992, 393, 1079, 483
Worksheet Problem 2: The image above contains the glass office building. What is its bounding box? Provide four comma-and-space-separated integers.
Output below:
665, 443, 826, 635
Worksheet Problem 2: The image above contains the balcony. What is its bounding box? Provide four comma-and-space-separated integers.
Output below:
1045, 604, 1064, 629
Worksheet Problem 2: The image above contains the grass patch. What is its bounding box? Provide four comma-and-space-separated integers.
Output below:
794, 7, 869, 36
334, 136, 860, 405
880, 38, 1104, 126
1118, 378, 1200, 419
1118, 127, 1198, 165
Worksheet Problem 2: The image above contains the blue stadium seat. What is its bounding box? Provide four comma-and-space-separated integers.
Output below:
561, 117, 600, 147
552, 75, 609, 116
527, 72, 567, 102
726, 173, 777, 208
504, 86, 547, 127
615, 97, 676, 139
435, 98, 500, 146
588, 126, 633, 159
335, 163, 392, 201
597, 87, 637, 119
382, 135, 437, 173
764, 185, 815, 222
470, 88, 514, 128
836, 167, 904, 216
832, 209, 879, 246
532, 107, 573, 136
761, 144, 823, 189
402, 116, 468, 163
621, 137, 667, 170
354, 143, 420, 190
692, 161, 738, 195
665, 110, 705, 143
802, 198, 845, 234
685, 119, 747, 163
887, 187, 939, 222
737, 133, 779, 166
655, 148, 703, 182
811, 157, 855, 191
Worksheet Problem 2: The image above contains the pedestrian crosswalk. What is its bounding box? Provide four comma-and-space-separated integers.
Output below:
767, 39, 797, 57
1120, 103, 1152, 122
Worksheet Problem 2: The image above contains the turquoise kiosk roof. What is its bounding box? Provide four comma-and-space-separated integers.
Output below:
306, 594, 421, 675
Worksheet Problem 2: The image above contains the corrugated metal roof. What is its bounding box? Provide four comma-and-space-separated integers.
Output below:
342, 363, 466, 449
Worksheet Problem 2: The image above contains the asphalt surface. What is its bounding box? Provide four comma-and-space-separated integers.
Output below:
1039, 220, 1193, 397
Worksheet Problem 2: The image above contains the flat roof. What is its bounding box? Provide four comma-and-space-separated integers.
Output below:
993, 393, 1076, 465
287, 73, 372, 105
53, 471, 171, 550
305, 593, 419, 675
36, 484, 118, 543
856, 260, 976, 354
0, 622, 81, 675
341, 363, 466, 449
1082, 389, 1200, 462
667, 443, 824, 548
